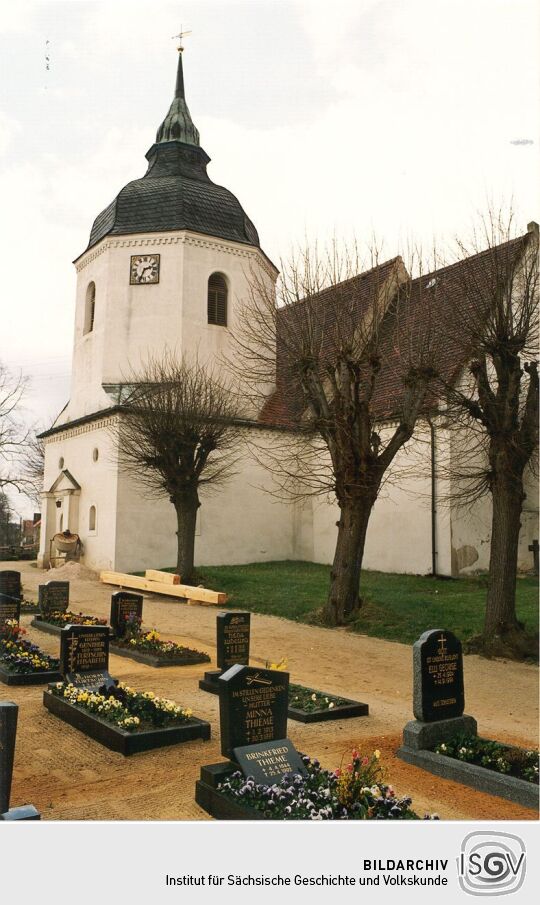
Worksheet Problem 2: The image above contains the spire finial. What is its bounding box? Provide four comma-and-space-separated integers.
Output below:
155, 29, 200, 147
171, 25, 192, 54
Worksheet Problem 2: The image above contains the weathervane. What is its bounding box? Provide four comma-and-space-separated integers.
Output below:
172, 25, 192, 53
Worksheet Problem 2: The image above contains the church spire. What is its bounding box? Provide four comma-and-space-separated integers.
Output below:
155, 43, 200, 147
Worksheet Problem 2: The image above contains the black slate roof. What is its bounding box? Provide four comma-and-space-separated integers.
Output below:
86, 141, 260, 252
85, 53, 260, 254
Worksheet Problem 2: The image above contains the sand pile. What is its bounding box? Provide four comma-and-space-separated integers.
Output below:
45, 561, 100, 583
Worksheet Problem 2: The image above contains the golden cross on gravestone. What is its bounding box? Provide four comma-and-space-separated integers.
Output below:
171, 25, 192, 52
437, 633, 447, 656
67, 635, 78, 672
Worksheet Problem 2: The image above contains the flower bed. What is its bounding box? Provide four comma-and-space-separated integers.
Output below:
434, 735, 539, 785
31, 611, 109, 637
44, 680, 211, 755
0, 621, 61, 685
110, 627, 210, 668
196, 750, 438, 821
20, 598, 40, 613
288, 684, 369, 722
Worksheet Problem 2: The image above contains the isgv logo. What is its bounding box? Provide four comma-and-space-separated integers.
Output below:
458, 832, 526, 896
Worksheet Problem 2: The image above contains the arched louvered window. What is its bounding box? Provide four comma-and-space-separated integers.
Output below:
84, 282, 96, 335
207, 273, 228, 326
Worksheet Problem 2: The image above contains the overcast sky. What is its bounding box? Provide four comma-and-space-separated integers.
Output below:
0, 0, 539, 516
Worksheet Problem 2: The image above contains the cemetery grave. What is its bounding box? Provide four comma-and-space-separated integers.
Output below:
2, 561, 535, 821
31, 581, 108, 636
397, 629, 539, 810
195, 663, 431, 820
287, 684, 369, 722
0, 618, 61, 686
199, 612, 369, 721
43, 624, 211, 755
0, 702, 40, 820
108, 591, 210, 667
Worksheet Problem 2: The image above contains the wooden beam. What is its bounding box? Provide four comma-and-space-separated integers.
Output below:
144, 569, 181, 585
100, 571, 227, 605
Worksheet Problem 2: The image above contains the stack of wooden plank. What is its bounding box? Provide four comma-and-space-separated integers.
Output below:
100, 569, 227, 606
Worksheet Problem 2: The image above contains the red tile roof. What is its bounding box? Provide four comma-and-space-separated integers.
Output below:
259, 233, 530, 428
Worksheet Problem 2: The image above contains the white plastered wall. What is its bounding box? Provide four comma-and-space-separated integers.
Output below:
56, 231, 277, 429
38, 420, 119, 570
112, 428, 293, 573
297, 422, 446, 575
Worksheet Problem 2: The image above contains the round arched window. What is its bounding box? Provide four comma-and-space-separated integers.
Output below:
84, 282, 96, 335
89, 505, 97, 532
58, 456, 64, 469
207, 273, 228, 326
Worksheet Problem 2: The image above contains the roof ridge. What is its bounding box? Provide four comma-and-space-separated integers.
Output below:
408, 233, 528, 286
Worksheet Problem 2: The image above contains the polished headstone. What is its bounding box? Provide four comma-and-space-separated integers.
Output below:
216, 611, 251, 671
60, 624, 115, 690
413, 628, 464, 722
0, 571, 21, 633
218, 664, 289, 759
0, 701, 17, 814
39, 581, 70, 616
233, 738, 307, 785
110, 591, 143, 638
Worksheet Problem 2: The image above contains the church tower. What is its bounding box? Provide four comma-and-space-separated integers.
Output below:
38, 48, 279, 570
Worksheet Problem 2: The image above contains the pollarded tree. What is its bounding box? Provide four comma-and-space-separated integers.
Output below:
114, 352, 242, 583
436, 214, 538, 656
232, 243, 439, 625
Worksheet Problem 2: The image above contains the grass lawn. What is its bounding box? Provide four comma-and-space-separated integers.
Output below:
189, 561, 539, 647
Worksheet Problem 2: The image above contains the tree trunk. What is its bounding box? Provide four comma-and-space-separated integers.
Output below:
484, 472, 524, 638
173, 490, 200, 584
325, 498, 374, 626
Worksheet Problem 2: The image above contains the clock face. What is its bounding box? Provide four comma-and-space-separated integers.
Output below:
130, 253, 160, 284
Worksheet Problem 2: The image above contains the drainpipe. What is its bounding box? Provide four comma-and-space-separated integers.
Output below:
429, 419, 437, 576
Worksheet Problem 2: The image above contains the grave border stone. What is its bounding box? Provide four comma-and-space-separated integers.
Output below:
396, 628, 538, 810
43, 690, 211, 756
108, 591, 210, 668
44, 626, 211, 755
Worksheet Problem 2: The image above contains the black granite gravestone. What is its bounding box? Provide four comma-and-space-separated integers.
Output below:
0, 702, 40, 820
110, 591, 143, 638
60, 624, 114, 690
413, 628, 464, 723
216, 612, 251, 671
233, 738, 307, 785
39, 581, 69, 616
0, 571, 21, 633
219, 664, 289, 759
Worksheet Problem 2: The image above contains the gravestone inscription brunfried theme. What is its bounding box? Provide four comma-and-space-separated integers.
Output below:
0, 572, 21, 632
233, 738, 307, 786
219, 664, 289, 759
216, 611, 251, 671
39, 581, 69, 616
60, 624, 114, 690
110, 591, 143, 638
413, 628, 464, 722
